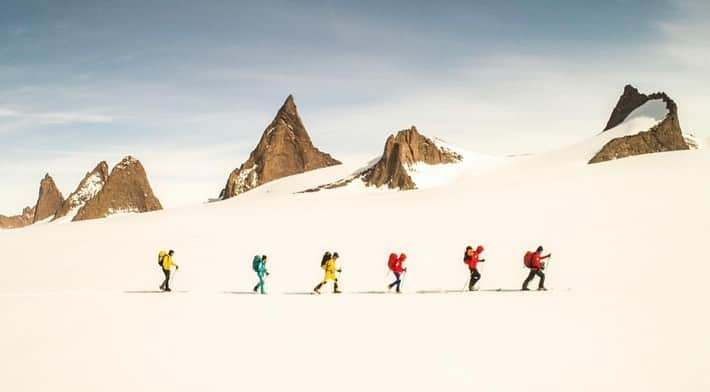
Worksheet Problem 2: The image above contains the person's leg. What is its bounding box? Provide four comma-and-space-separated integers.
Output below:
163, 269, 171, 291
333, 278, 340, 293
522, 269, 536, 290
470, 269, 481, 290
160, 269, 167, 290
259, 274, 265, 294
395, 272, 402, 292
536, 270, 546, 289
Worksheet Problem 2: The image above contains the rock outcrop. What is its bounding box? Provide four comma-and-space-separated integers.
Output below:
220, 95, 340, 199
32, 174, 64, 223
363, 126, 462, 189
53, 161, 110, 221
590, 85, 689, 164
73, 156, 162, 221
304, 126, 462, 192
0, 206, 35, 229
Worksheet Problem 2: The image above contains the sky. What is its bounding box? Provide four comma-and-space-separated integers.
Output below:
1, 0, 709, 213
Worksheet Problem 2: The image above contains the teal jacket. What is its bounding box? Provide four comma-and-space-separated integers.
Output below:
256, 261, 268, 277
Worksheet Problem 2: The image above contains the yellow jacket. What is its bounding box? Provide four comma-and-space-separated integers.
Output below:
162, 255, 177, 271
322, 258, 338, 280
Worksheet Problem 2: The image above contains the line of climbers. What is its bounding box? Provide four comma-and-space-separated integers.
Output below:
156, 246, 552, 294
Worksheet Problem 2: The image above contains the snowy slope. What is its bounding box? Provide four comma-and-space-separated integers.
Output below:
542, 98, 668, 165
1, 141, 709, 391
406, 138, 501, 188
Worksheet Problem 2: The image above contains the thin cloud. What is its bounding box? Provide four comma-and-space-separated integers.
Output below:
656, 0, 710, 69
0, 109, 114, 133
0, 108, 21, 117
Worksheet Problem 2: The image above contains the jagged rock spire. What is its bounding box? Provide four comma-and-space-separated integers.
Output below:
220, 95, 340, 199
32, 174, 64, 223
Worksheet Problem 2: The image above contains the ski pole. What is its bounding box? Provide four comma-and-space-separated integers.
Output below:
171, 267, 179, 288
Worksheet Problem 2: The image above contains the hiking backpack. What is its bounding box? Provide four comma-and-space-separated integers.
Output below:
252, 255, 262, 272
320, 252, 332, 269
388, 253, 398, 271
523, 251, 534, 268
158, 250, 167, 267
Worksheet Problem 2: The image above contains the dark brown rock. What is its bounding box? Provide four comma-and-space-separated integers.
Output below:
0, 206, 35, 229
32, 174, 64, 223
73, 156, 162, 221
603, 85, 650, 131
363, 126, 462, 190
590, 85, 689, 164
220, 95, 341, 199
53, 161, 110, 221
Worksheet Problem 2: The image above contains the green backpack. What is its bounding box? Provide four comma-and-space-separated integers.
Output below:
252, 255, 262, 272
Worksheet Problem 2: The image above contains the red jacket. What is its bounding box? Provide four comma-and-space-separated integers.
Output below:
391, 254, 406, 273
530, 252, 548, 270
464, 246, 484, 270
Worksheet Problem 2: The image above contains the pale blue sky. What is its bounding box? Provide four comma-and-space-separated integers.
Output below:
2, 0, 709, 213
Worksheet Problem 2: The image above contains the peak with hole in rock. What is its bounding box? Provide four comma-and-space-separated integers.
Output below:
73, 156, 162, 221
53, 161, 110, 221
590, 85, 689, 164
219, 95, 341, 199
32, 174, 64, 223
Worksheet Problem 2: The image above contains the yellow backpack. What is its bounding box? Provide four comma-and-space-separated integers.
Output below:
158, 250, 167, 267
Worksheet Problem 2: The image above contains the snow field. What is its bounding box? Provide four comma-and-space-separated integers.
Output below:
1, 123, 709, 390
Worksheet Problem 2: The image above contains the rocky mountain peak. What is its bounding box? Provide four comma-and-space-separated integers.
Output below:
32, 173, 64, 223
53, 161, 110, 221
73, 156, 162, 221
220, 95, 341, 199
279, 94, 297, 115
363, 126, 462, 190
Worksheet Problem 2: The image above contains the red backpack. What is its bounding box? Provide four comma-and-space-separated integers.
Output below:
524, 251, 534, 268
388, 253, 398, 271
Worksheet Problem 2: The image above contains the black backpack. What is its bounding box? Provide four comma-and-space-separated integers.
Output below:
320, 252, 331, 268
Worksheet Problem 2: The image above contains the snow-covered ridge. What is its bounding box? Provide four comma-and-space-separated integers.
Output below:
233, 165, 258, 190
405, 138, 500, 189
605, 98, 669, 139
67, 173, 104, 208
519, 99, 671, 168
684, 134, 703, 149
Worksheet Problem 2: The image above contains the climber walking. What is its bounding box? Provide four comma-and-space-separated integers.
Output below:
158, 250, 179, 292
313, 252, 341, 294
252, 255, 269, 294
387, 253, 407, 293
522, 246, 551, 291
464, 245, 485, 291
